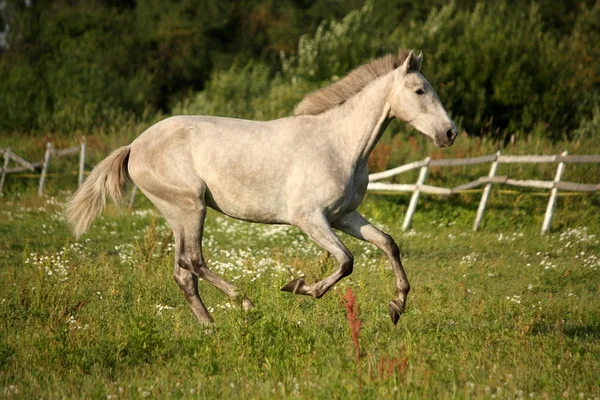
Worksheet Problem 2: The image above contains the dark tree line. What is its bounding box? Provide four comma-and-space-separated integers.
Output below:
0, 0, 598, 139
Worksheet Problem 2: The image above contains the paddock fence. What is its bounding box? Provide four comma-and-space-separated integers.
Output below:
367, 151, 600, 234
1, 142, 599, 234
0, 140, 86, 197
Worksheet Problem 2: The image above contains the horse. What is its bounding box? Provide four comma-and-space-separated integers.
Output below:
67, 49, 457, 325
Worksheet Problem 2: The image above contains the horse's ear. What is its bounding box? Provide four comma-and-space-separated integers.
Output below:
414, 51, 423, 72
399, 50, 422, 75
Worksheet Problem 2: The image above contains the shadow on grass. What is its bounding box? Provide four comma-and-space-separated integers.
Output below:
532, 322, 600, 339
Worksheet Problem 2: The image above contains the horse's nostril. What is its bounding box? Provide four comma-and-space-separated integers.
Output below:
446, 129, 455, 141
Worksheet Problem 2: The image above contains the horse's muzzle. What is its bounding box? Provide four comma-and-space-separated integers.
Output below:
436, 128, 458, 147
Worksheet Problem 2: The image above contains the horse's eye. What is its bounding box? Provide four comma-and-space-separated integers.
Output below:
415, 88, 425, 95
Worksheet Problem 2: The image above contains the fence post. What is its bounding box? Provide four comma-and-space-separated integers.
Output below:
0, 148, 11, 197
78, 138, 86, 187
129, 185, 138, 208
402, 157, 430, 231
541, 151, 568, 234
38, 142, 52, 197
473, 151, 501, 231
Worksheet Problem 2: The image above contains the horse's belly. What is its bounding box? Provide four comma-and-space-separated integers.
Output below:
323, 189, 365, 220
204, 182, 288, 224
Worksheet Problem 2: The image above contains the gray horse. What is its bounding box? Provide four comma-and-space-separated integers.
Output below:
67, 49, 457, 325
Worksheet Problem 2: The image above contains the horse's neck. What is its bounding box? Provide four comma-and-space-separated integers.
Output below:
325, 73, 394, 167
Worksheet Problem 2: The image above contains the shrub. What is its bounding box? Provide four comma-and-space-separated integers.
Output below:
1, 0, 597, 140
279, 1, 599, 140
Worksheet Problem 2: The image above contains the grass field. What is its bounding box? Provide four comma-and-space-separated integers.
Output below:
1, 184, 599, 399
0, 132, 599, 399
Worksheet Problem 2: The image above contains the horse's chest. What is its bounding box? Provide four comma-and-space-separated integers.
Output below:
349, 168, 369, 206
326, 168, 369, 217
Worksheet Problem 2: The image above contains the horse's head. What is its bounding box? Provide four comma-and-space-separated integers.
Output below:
390, 50, 457, 147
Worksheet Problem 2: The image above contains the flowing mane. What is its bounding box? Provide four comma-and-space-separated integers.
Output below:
294, 49, 413, 116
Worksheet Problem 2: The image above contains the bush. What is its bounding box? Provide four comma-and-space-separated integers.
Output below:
392, 2, 599, 139
0, 62, 48, 132
178, 1, 598, 141
280, 1, 385, 82
0, 0, 597, 140
173, 61, 312, 120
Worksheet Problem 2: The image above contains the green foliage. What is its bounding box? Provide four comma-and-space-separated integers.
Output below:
573, 105, 600, 142
0, 340, 15, 369
118, 315, 167, 365
0, 0, 365, 134
175, 0, 599, 140
0, 62, 47, 132
281, 1, 384, 82
173, 60, 315, 120
0, 0, 598, 140
394, 2, 599, 138
174, 61, 273, 119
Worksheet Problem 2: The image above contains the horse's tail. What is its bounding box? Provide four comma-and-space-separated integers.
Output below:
67, 145, 131, 237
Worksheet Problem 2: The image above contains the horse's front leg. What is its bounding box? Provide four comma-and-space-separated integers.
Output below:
333, 210, 410, 325
281, 212, 353, 298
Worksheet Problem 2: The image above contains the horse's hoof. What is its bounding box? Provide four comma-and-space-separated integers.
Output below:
280, 278, 305, 294
242, 298, 254, 311
197, 315, 215, 325
388, 300, 405, 325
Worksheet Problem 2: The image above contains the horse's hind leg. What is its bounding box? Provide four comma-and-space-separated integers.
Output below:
172, 238, 214, 324
146, 194, 214, 324
333, 210, 410, 325
281, 212, 353, 298
144, 190, 252, 324
175, 197, 254, 314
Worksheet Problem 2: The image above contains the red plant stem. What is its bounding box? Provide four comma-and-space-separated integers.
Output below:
344, 287, 362, 390
344, 288, 361, 358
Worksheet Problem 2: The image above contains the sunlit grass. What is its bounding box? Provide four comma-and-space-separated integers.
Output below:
1, 189, 599, 398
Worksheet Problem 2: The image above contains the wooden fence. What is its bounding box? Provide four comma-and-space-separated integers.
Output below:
367, 151, 600, 234
2, 143, 599, 234
0, 140, 86, 197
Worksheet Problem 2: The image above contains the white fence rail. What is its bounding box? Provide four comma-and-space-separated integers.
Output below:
0, 139, 86, 197
367, 151, 600, 234
2, 144, 599, 234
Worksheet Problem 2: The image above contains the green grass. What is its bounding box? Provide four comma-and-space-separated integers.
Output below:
0, 187, 599, 399
1, 131, 599, 398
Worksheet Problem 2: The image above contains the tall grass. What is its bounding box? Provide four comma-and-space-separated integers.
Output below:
0, 161, 598, 397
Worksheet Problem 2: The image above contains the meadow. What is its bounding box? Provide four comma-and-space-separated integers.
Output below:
1, 1, 599, 397
1, 133, 599, 399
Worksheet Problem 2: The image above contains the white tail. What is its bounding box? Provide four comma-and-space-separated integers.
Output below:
67, 146, 131, 237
